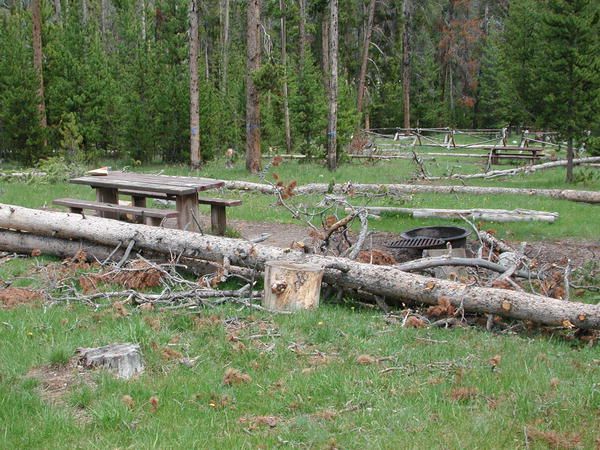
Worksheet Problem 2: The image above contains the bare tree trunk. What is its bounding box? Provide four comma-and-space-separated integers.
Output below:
326, 0, 338, 171
566, 136, 574, 183
357, 0, 376, 115
246, 0, 262, 173
82, 0, 88, 25
189, 0, 201, 169
220, 0, 230, 93
54, 0, 62, 23
321, 17, 329, 90
280, 0, 292, 154
101, 0, 108, 36
298, 0, 306, 67
140, 0, 146, 42
32, 0, 47, 137
1, 205, 598, 329
402, 0, 411, 129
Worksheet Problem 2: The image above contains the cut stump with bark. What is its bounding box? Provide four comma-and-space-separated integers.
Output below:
263, 261, 324, 311
76, 343, 144, 379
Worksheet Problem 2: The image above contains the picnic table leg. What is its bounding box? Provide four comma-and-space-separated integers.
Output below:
96, 187, 119, 219
176, 193, 200, 232
131, 195, 147, 224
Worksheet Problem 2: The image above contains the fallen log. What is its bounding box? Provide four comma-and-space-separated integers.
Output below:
223, 180, 600, 204
426, 156, 600, 180
1, 204, 598, 329
348, 207, 559, 223
395, 256, 535, 279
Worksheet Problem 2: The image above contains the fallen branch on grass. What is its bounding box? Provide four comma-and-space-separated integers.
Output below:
1, 205, 598, 329
223, 180, 600, 204
395, 256, 537, 279
345, 206, 559, 223
425, 156, 600, 181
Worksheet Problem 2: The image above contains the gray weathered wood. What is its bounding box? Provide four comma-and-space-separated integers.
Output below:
76, 343, 144, 379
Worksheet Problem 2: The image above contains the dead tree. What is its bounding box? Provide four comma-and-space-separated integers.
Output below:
326, 0, 339, 171
245, 0, 262, 173
189, 0, 201, 169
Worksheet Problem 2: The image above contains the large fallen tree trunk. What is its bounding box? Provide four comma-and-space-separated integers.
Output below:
350, 207, 559, 223
426, 156, 600, 181
1, 204, 598, 329
223, 180, 600, 204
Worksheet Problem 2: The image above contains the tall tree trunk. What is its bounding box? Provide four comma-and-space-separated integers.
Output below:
140, 0, 147, 42
101, 0, 108, 36
326, 0, 338, 171
245, 0, 261, 173
54, 0, 62, 23
298, 0, 306, 67
357, 0, 376, 115
82, 0, 88, 25
566, 137, 574, 183
32, 0, 47, 136
220, 0, 230, 93
402, 0, 411, 129
280, 0, 292, 153
321, 17, 329, 90
189, 0, 201, 169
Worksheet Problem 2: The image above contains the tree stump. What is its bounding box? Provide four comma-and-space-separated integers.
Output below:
76, 343, 144, 379
263, 261, 324, 311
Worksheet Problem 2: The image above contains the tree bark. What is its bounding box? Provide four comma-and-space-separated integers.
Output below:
221, 179, 600, 204
280, 0, 292, 154
54, 0, 62, 23
298, 0, 306, 67
220, 0, 230, 93
402, 0, 411, 129
246, 0, 262, 173
189, 0, 201, 169
326, 0, 338, 171
352, 207, 559, 223
1, 205, 598, 329
566, 136, 574, 183
357, 0, 376, 115
82, 0, 88, 25
77, 344, 144, 379
263, 261, 323, 311
32, 0, 47, 133
321, 14, 329, 90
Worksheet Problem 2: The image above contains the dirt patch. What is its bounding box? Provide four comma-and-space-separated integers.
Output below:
0, 287, 43, 309
27, 360, 96, 423
228, 218, 600, 269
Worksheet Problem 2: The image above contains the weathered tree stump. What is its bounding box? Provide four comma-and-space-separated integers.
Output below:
263, 261, 324, 311
76, 343, 144, 379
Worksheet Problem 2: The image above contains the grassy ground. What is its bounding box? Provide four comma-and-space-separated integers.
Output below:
1, 155, 599, 448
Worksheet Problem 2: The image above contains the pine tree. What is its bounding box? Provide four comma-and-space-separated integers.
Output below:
536, 0, 600, 182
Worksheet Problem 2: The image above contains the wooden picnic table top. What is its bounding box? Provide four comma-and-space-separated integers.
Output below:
486, 146, 545, 152
70, 171, 225, 196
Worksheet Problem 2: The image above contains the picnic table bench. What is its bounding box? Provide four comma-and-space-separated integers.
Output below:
486, 146, 545, 165
119, 189, 242, 235
59, 171, 238, 235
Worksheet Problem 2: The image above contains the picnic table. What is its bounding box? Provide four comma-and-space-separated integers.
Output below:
67, 171, 225, 233
487, 146, 545, 165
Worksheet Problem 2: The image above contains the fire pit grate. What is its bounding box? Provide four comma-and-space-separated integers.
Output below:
387, 237, 446, 249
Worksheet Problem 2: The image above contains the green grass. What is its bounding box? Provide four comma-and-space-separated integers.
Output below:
0, 290, 598, 449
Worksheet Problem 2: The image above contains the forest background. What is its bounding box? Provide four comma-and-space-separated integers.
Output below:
0, 0, 598, 168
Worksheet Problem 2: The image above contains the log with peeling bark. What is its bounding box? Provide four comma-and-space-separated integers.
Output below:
1, 204, 598, 329
348, 207, 559, 223
222, 180, 600, 204
426, 156, 600, 181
